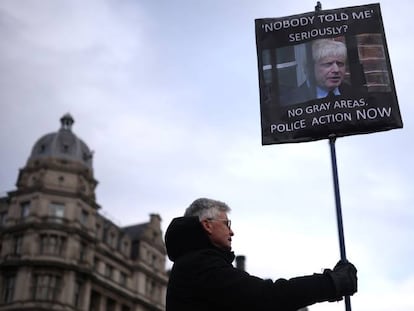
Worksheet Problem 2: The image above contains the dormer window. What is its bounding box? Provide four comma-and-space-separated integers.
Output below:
39, 144, 46, 153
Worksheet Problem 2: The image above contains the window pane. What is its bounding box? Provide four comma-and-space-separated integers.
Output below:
49, 203, 65, 222
21, 201, 31, 218
74, 280, 82, 307
0, 212, 8, 226
2, 275, 15, 303
40, 234, 66, 255
80, 210, 88, 225
33, 274, 61, 301
13, 235, 23, 255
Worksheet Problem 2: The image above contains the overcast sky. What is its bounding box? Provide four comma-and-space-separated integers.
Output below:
1, 1, 413, 310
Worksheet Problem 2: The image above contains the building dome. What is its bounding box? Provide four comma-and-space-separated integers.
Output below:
28, 114, 93, 169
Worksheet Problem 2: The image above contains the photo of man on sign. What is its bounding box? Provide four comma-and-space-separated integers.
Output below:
280, 39, 351, 105
312, 39, 352, 97
256, 4, 402, 145
278, 38, 361, 106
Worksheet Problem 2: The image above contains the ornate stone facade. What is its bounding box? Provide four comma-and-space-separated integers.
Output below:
0, 114, 168, 311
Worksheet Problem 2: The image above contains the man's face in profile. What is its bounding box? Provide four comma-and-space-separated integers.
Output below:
314, 55, 346, 91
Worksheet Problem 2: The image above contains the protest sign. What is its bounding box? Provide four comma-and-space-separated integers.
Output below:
255, 3, 403, 145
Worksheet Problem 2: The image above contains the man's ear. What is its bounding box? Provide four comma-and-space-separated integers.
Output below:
200, 219, 213, 235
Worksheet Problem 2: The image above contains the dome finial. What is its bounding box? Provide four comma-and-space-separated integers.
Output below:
60, 113, 74, 131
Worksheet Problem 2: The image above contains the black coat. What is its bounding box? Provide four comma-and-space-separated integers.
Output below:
165, 216, 340, 311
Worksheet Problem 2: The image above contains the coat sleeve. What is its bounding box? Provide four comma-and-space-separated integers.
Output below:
194, 250, 338, 311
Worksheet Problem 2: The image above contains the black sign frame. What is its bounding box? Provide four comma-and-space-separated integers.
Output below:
255, 3, 403, 145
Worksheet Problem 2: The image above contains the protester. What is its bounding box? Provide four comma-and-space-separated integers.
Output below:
165, 198, 358, 311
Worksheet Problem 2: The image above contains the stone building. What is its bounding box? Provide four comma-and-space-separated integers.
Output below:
0, 114, 168, 311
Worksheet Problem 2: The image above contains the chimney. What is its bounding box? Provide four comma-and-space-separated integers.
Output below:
235, 255, 246, 271
149, 213, 161, 227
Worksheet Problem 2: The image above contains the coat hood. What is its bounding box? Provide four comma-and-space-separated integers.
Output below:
165, 216, 212, 262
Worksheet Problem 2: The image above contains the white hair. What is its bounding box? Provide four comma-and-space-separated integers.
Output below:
312, 39, 347, 63
184, 198, 231, 220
